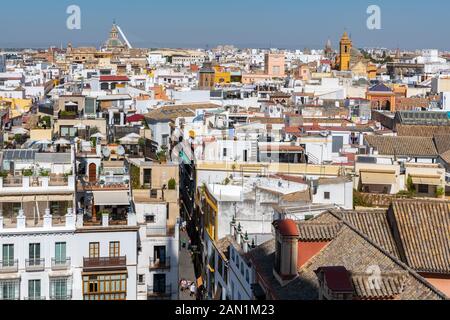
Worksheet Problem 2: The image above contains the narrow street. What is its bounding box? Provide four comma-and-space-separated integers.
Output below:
178, 230, 197, 300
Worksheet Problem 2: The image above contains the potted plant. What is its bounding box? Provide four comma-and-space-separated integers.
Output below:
39, 169, 50, 177
22, 169, 33, 177
168, 178, 176, 190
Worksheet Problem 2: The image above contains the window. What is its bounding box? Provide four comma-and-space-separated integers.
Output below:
162, 134, 169, 146
246, 270, 250, 283
28, 280, 41, 300
138, 275, 145, 285
83, 274, 127, 300
241, 263, 245, 276
89, 242, 100, 258
324, 192, 331, 200
231, 249, 235, 262
223, 148, 227, 157
29, 243, 41, 265
150, 189, 158, 198
51, 278, 69, 300
145, 214, 155, 223
154, 246, 167, 265
418, 184, 429, 194
55, 242, 67, 265
0, 280, 19, 300
153, 274, 166, 293
143, 169, 152, 187
2, 244, 14, 267
12, 203, 21, 215
109, 242, 120, 258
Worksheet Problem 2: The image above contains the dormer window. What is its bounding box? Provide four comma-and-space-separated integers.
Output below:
314, 266, 354, 300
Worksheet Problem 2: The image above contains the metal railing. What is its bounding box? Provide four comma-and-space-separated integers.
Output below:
147, 285, 172, 298
149, 257, 171, 270
83, 256, 126, 270
0, 260, 18, 273
146, 226, 169, 237
50, 294, 72, 300
51, 258, 71, 271
49, 176, 69, 186
24, 296, 46, 301
2, 177, 22, 187
25, 258, 45, 272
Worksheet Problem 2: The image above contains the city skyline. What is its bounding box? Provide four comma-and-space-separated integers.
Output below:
1, 0, 449, 50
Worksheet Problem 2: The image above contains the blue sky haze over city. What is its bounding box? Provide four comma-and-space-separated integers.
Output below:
0, 0, 449, 50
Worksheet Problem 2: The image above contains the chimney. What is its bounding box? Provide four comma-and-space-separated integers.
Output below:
273, 219, 300, 285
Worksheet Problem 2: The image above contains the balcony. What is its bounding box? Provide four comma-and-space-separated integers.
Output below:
49, 176, 69, 187
0, 175, 75, 195
147, 285, 172, 299
149, 257, 171, 270
2, 177, 22, 187
83, 256, 127, 272
51, 258, 71, 271
0, 260, 19, 273
50, 294, 72, 301
25, 258, 45, 272
24, 296, 46, 301
146, 226, 168, 237
58, 111, 79, 120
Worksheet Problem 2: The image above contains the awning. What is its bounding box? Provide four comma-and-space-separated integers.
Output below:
35, 195, 73, 202
360, 171, 396, 185
93, 191, 130, 206
410, 175, 442, 186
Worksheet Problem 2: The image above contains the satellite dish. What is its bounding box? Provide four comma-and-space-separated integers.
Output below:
117, 145, 125, 156
102, 147, 111, 158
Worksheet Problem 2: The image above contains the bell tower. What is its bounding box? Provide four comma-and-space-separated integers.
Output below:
339, 31, 352, 71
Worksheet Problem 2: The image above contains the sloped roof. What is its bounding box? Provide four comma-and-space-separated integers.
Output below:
365, 135, 438, 157
397, 124, 450, 137
390, 200, 450, 274
433, 134, 450, 154
369, 83, 392, 92
333, 210, 401, 258
248, 222, 445, 300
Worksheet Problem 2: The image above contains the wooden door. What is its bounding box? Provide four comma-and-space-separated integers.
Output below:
88, 163, 97, 183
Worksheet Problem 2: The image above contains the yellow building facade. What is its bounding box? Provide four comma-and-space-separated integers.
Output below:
214, 66, 231, 85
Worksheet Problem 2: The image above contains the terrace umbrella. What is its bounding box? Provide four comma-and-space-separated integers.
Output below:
54, 138, 71, 145
124, 133, 141, 139
35, 139, 52, 145
11, 127, 29, 135
74, 123, 86, 130
119, 136, 136, 145
91, 133, 105, 139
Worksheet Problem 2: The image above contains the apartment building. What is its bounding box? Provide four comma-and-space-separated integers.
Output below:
129, 159, 180, 300
0, 148, 138, 300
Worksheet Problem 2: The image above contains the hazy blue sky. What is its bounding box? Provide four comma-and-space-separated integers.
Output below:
0, 0, 449, 50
